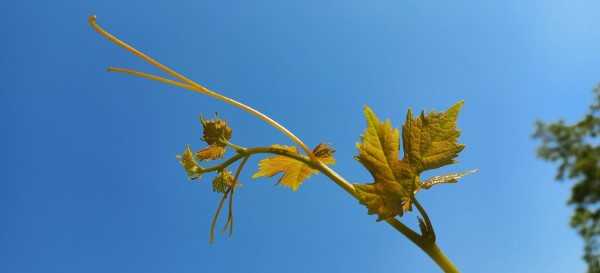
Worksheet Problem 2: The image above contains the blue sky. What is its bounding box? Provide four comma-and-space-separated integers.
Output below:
2, 1, 600, 272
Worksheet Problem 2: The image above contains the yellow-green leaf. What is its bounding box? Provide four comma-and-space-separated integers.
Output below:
354, 107, 414, 220
252, 143, 336, 191
196, 145, 227, 162
200, 113, 232, 146
354, 102, 466, 221
212, 169, 241, 193
312, 142, 336, 165
176, 145, 203, 180
403, 101, 465, 175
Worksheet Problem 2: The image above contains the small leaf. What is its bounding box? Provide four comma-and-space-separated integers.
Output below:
252, 143, 336, 191
312, 142, 336, 165
196, 145, 227, 162
177, 145, 203, 180
212, 169, 240, 193
418, 169, 479, 192
212, 172, 228, 193
200, 113, 232, 146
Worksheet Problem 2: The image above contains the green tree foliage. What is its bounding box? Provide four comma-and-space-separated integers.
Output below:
534, 85, 600, 273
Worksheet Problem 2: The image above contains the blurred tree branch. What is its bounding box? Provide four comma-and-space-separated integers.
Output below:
534, 84, 600, 273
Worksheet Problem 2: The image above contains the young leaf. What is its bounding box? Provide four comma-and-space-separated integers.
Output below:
354, 102, 466, 221
212, 169, 241, 193
200, 113, 232, 146
417, 169, 478, 192
252, 143, 336, 191
312, 142, 336, 165
196, 145, 227, 162
177, 145, 203, 180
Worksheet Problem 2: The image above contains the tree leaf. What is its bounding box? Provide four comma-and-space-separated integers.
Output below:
354, 102, 466, 221
252, 143, 336, 191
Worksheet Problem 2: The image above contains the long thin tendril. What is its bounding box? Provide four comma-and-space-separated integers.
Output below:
108, 67, 195, 90
222, 156, 249, 237
210, 189, 229, 244
89, 16, 316, 161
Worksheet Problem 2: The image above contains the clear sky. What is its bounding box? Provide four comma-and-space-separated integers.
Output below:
2, 1, 600, 272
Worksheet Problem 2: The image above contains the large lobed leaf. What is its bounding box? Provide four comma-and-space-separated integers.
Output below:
355, 102, 467, 221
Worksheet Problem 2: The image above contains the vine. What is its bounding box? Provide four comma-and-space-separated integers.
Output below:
89, 15, 477, 272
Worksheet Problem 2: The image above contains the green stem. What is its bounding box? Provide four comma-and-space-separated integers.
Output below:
203, 149, 459, 272
317, 162, 458, 272
198, 146, 313, 174
421, 242, 460, 273
385, 216, 457, 272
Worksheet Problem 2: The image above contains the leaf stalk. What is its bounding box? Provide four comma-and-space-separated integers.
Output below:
413, 198, 436, 241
